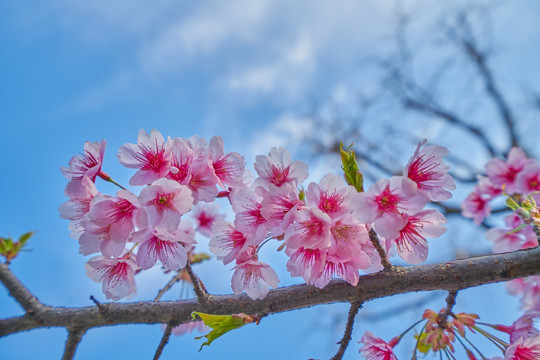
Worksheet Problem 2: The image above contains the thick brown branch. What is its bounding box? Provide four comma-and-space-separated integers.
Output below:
0, 262, 47, 314
62, 328, 86, 360
330, 301, 362, 360
1, 246, 539, 338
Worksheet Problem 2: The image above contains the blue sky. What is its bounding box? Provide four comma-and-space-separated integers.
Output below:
1, 1, 540, 359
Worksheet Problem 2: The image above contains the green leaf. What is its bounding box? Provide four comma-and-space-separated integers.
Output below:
192, 312, 257, 351
18, 232, 34, 246
506, 196, 520, 211
506, 223, 529, 234
339, 142, 364, 192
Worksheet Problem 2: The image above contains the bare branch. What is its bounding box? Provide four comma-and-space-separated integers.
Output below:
61, 328, 86, 360
155, 270, 185, 302
330, 301, 362, 360
0, 262, 47, 314
448, 12, 519, 149
153, 322, 173, 360
184, 261, 208, 303
1, 246, 539, 338
438, 290, 458, 329
369, 229, 393, 271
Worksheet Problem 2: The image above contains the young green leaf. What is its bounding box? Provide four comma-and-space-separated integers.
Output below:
192, 311, 257, 351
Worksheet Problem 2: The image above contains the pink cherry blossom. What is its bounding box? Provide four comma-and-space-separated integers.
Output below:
284, 208, 332, 250
354, 176, 427, 239
138, 178, 193, 231
461, 189, 492, 225
313, 254, 361, 288
209, 222, 265, 265
209, 136, 246, 189
187, 160, 220, 203
404, 140, 456, 201
504, 335, 540, 360
494, 311, 540, 343
168, 321, 209, 336
231, 248, 279, 300
230, 188, 267, 235
117, 129, 172, 186
508, 277, 540, 311
86, 254, 139, 301
190, 203, 226, 237
516, 162, 540, 195
166, 138, 195, 184
358, 331, 398, 360
59, 176, 99, 238
254, 146, 309, 188
486, 147, 532, 194
260, 184, 303, 236
329, 218, 371, 262
306, 173, 358, 221
85, 190, 146, 245
286, 247, 326, 284
386, 209, 447, 264
61, 140, 107, 182
131, 227, 195, 271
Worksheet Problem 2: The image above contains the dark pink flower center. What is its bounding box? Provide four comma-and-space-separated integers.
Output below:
137, 140, 167, 172
108, 199, 135, 222
299, 216, 324, 238
148, 237, 179, 259
154, 193, 175, 211
375, 186, 401, 214
269, 165, 290, 186
513, 345, 538, 360
319, 191, 343, 214
223, 230, 246, 251
408, 154, 439, 186
396, 217, 426, 252
106, 261, 129, 287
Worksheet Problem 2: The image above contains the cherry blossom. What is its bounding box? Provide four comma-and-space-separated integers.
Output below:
117, 129, 172, 186
404, 140, 456, 201
138, 178, 193, 231
190, 203, 226, 237
494, 311, 540, 343
58, 176, 99, 238
516, 162, 540, 195
284, 208, 332, 250
486, 147, 532, 194
504, 335, 540, 360
260, 184, 303, 236
306, 173, 357, 221
209, 222, 265, 265
229, 188, 267, 235
131, 226, 195, 271
286, 247, 326, 285
254, 146, 308, 188
61, 140, 107, 182
86, 254, 139, 301
231, 247, 279, 300
354, 176, 427, 239
208, 136, 246, 189
385, 209, 447, 264
358, 331, 398, 360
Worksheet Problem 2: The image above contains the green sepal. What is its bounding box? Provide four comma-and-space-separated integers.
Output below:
192, 312, 256, 351
340, 142, 364, 192
506, 223, 529, 234
506, 196, 520, 211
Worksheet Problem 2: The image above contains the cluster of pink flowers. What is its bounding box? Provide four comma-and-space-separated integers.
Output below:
60, 130, 245, 300
461, 147, 540, 311
60, 131, 454, 301
359, 309, 540, 360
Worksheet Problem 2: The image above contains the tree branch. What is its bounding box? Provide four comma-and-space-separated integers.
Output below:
1, 246, 539, 338
184, 261, 208, 303
154, 270, 185, 302
153, 322, 173, 360
61, 328, 86, 360
330, 301, 362, 360
0, 262, 47, 314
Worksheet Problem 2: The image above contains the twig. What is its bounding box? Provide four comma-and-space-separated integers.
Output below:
1, 246, 540, 337
330, 301, 363, 360
368, 229, 393, 271
0, 262, 46, 314
153, 322, 174, 360
438, 290, 458, 329
155, 270, 185, 302
61, 328, 86, 360
184, 261, 208, 303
